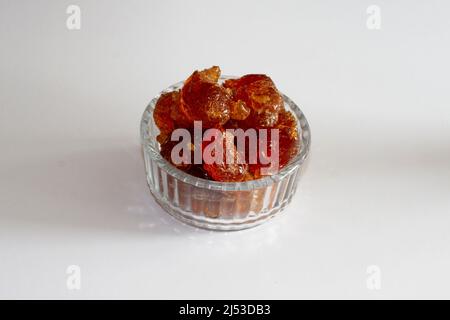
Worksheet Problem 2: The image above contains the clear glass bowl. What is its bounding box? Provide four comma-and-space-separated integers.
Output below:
140, 77, 311, 231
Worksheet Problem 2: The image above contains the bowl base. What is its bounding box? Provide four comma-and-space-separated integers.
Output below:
148, 187, 294, 231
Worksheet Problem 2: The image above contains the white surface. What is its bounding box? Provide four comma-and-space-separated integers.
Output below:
1, 0, 449, 299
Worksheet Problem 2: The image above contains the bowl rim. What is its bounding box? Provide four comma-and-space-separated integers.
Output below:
140, 76, 311, 191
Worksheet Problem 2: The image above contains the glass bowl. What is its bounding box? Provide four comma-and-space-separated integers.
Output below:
140, 77, 311, 231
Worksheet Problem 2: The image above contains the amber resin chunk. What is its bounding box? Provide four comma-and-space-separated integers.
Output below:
153, 90, 191, 144
203, 131, 249, 182
153, 91, 177, 144
159, 139, 192, 171
224, 74, 283, 128
180, 66, 231, 127
275, 109, 300, 171
247, 109, 299, 179
230, 100, 251, 120
187, 164, 212, 180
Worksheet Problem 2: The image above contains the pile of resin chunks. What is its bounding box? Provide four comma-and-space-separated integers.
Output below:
153, 66, 299, 182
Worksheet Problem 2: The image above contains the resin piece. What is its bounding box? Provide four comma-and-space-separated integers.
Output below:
187, 164, 212, 180
197, 65, 220, 83
153, 91, 178, 143
180, 66, 231, 127
224, 74, 283, 128
230, 100, 251, 120
248, 109, 299, 179
277, 108, 298, 141
243, 108, 279, 128
159, 139, 192, 171
170, 96, 191, 129
275, 109, 300, 171
153, 90, 191, 144
223, 74, 268, 92
203, 131, 248, 182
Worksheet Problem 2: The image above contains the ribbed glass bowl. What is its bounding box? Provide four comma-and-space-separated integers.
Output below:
140, 77, 311, 231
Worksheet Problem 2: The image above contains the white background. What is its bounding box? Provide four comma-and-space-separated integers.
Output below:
1, 0, 449, 299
